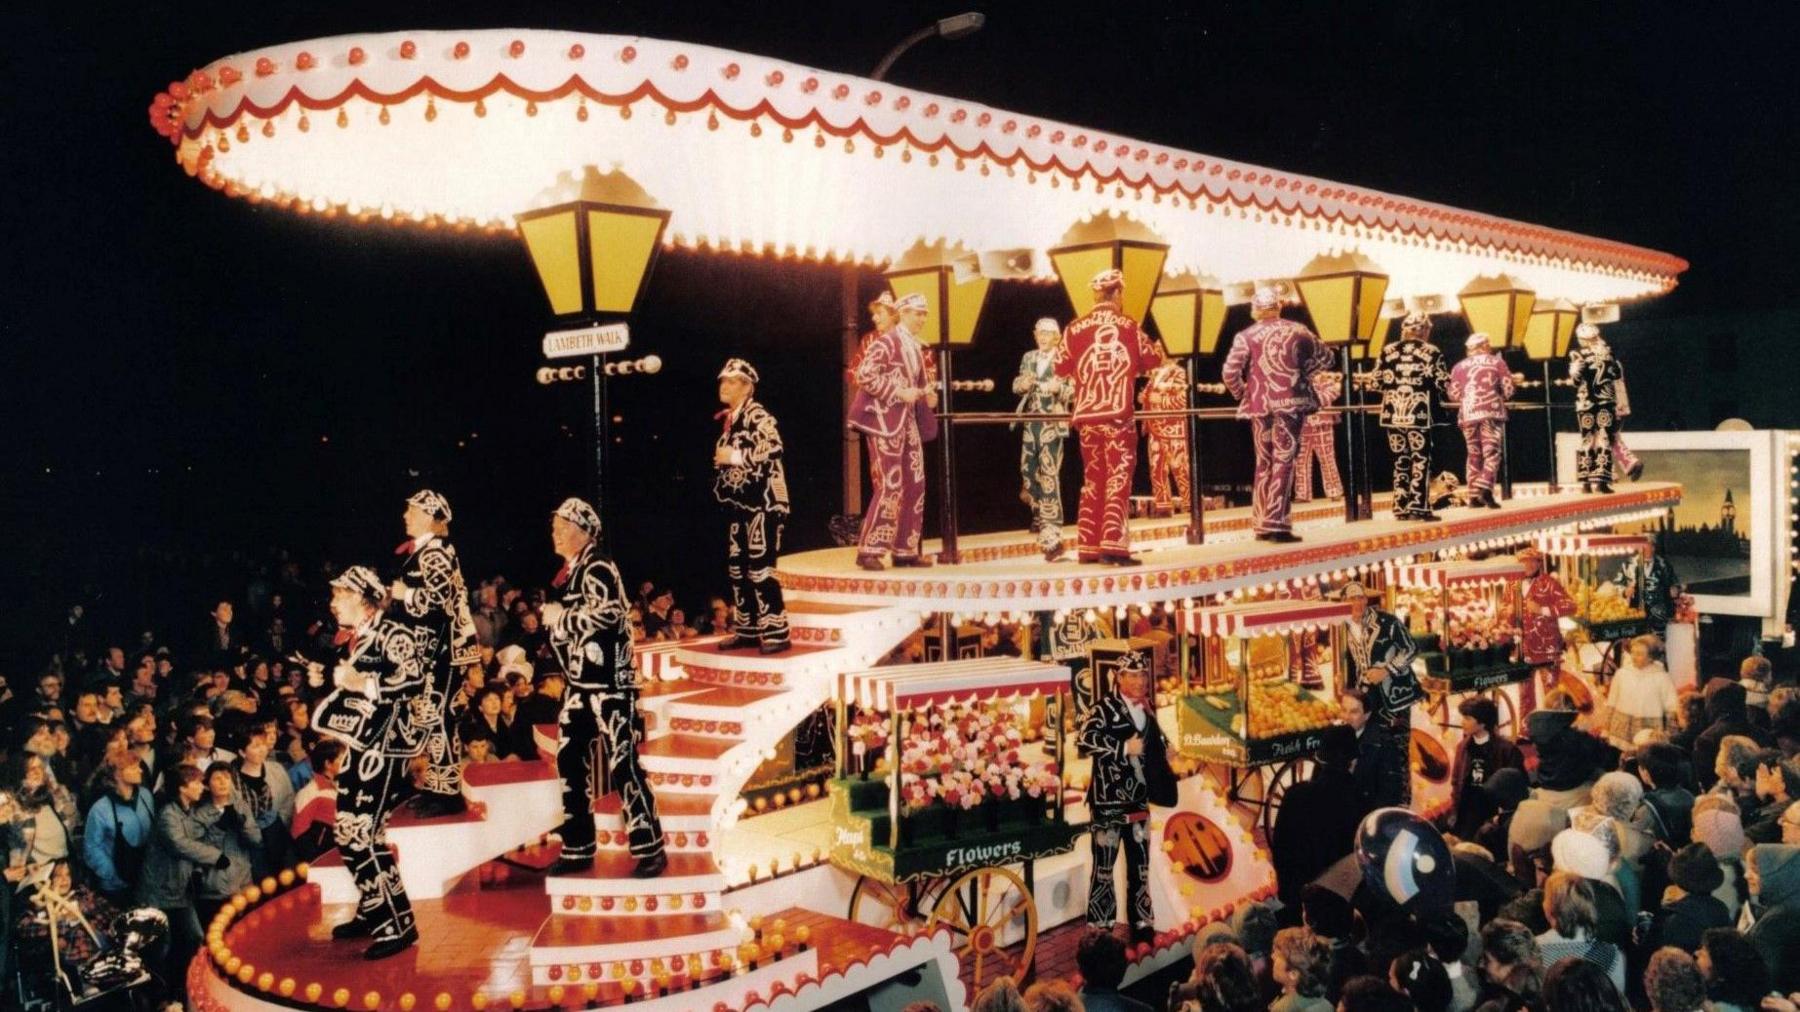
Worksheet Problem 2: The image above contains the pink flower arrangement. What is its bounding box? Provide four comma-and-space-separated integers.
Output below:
891, 700, 1058, 815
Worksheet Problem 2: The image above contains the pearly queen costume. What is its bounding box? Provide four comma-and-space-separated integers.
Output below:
1372, 313, 1451, 520
712, 358, 791, 652
547, 498, 666, 868
388, 489, 478, 806
1013, 319, 1074, 553
313, 566, 433, 951
1448, 334, 1515, 506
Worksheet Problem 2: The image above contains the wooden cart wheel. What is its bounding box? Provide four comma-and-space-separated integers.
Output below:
926, 865, 1038, 993
848, 876, 916, 935
1261, 758, 1315, 843
1491, 689, 1521, 739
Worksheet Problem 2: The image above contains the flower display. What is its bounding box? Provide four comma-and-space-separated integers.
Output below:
888, 699, 1059, 815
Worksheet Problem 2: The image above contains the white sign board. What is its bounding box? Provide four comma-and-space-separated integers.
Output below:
543, 322, 631, 359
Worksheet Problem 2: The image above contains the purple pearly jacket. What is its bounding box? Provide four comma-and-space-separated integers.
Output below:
1448, 352, 1516, 422
846, 324, 938, 442
1220, 317, 1334, 419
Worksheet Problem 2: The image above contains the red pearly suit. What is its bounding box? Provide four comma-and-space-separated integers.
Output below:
1055, 301, 1163, 559
1139, 362, 1191, 515
849, 324, 938, 559
1520, 571, 1577, 713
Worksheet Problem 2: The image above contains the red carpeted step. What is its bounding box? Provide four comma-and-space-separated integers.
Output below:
640, 733, 737, 761
593, 791, 716, 818
533, 910, 730, 947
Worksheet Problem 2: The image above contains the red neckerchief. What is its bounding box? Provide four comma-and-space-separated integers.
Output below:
394, 540, 414, 556
552, 560, 572, 588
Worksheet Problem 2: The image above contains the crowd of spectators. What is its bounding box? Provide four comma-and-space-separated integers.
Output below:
0, 561, 728, 1005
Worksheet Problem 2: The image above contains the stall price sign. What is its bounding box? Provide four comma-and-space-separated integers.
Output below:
543, 321, 631, 359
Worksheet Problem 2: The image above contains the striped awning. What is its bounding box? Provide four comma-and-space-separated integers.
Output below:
1183, 599, 1355, 638
634, 635, 720, 681
1391, 557, 1529, 589
1534, 533, 1648, 558
840, 657, 1070, 711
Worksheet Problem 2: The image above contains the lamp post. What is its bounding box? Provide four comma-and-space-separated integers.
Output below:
839, 13, 987, 522
1458, 274, 1536, 500
1522, 297, 1579, 492
1149, 271, 1227, 544
517, 166, 670, 544
1295, 251, 1390, 523
884, 239, 991, 563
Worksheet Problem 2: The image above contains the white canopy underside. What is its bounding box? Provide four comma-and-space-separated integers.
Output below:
161, 30, 1685, 303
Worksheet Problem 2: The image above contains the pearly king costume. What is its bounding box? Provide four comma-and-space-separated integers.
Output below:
1076, 652, 1163, 936
1337, 583, 1418, 806
1294, 371, 1344, 502
1568, 324, 1624, 491
1448, 334, 1515, 507
313, 566, 433, 955
1221, 288, 1334, 540
849, 293, 938, 567
1013, 318, 1074, 553
1054, 269, 1164, 563
546, 499, 665, 873
388, 489, 478, 810
1139, 359, 1192, 516
1372, 313, 1452, 520
712, 359, 791, 653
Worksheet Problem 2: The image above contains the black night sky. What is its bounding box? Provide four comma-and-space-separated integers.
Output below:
5, 2, 1799, 657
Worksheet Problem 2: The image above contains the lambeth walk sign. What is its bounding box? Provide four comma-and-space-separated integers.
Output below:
543, 321, 631, 359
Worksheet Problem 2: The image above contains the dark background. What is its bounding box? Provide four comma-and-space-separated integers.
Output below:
6, 1, 1799, 659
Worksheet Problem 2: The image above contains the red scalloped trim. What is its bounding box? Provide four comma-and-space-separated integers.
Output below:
160, 72, 1683, 279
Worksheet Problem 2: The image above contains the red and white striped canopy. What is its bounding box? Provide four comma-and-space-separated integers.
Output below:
1183, 599, 1355, 638
840, 657, 1070, 711
1392, 557, 1529, 589
1534, 533, 1648, 558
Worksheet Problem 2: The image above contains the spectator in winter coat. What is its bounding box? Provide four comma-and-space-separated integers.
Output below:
1632, 742, 1695, 846
1474, 768, 1532, 864
1645, 843, 1730, 953
1746, 752, 1800, 843
1272, 726, 1363, 911
289, 739, 345, 861
134, 765, 214, 984
1742, 843, 1800, 994
81, 750, 156, 904
1697, 928, 1768, 1012
1693, 679, 1772, 792
1526, 707, 1607, 810
195, 764, 261, 925
1692, 803, 1748, 921
1452, 697, 1527, 839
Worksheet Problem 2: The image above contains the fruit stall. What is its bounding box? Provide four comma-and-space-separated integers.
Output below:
1389, 556, 1529, 735
1535, 533, 1652, 643
1172, 598, 1352, 835
829, 657, 1084, 991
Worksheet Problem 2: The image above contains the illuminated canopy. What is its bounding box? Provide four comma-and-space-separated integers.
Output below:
152, 30, 1685, 304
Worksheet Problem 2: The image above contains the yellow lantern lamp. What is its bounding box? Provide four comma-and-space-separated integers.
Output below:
1149, 272, 1228, 357
882, 239, 990, 347
1458, 274, 1537, 351
1522, 297, 1580, 361
1048, 212, 1170, 322
515, 166, 671, 319
1294, 250, 1390, 351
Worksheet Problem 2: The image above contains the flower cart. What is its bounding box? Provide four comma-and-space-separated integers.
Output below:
829, 657, 1083, 991
1390, 557, 1528, 735
1174, 598, 1352, 838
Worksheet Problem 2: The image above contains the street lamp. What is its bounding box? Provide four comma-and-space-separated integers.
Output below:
839, 12, 987, 522
517, 165, 670, 542
1523, 298, 1580, 492
885, 239, 991, 563
1458, 274, 1537, 352
1048, 212, 1170, 323
1295, 250, 1389, 522
1150, 271, 1227, 544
